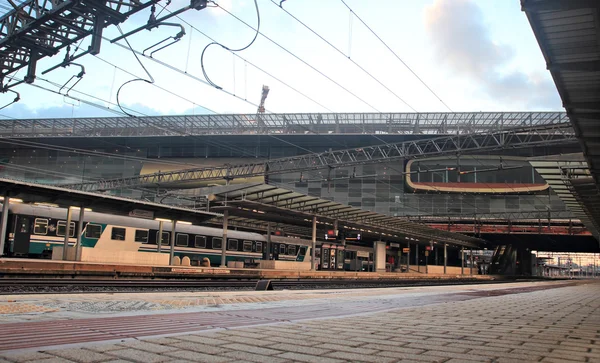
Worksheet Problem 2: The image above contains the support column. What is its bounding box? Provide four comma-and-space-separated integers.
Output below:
221, 210, 228, 267
266, 222, 272, 261
461, 246, 464, 275
157, 220, 163, 253
74, 206, 85, 261
443, 242, 447, 274
0, 193, 9, 256
406, 243, 410, 273
435, 247, 438, 265
470, 248, 474, 275
170, 220, 177, 265
372, 241, 377, 273
415, 244, 419, 270
311, 216, 317, 271
63, 207, 73, 260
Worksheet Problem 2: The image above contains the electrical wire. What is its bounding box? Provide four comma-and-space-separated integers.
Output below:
105, 36, 266, 112
154, 5, 334, 112
201, 0, 260, 90
269, 0, 417, 112
94, 55, 216, 114
339, 0, 454, 112
115, 25, 155, 117
213, 3, 381, 112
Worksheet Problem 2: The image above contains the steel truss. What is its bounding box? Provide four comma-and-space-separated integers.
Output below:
64, 122, 577, 191
0, 0, 159, 87
0, 111, 568, 137
405, 210, 576, 223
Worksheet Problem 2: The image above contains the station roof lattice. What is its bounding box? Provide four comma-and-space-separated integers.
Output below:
204, 183, 483, 248
0, 112, 568, 138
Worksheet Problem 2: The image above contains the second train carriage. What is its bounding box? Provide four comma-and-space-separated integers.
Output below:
3, 204, 310, 266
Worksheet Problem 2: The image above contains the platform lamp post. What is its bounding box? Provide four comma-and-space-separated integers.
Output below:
461, 246, 464, 275
221, 210, 228, 267
73, 206, 87, 261
157, 220, 164, 253
63, 206, 73, 260
443, 242, 447, 274
470, 249, 474, 275
170, 220, 177, 265
311, 216, 317, 271
0, 193, 10, 256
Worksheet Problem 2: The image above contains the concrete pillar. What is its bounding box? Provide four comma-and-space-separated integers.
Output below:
157, 220, 163, 253
220, 210, 228, 267
435, 247, 438, 265
374, 241, 386, 272
75, 206, 85, 261
63, 207, 73, 260
311, 216, 317, 271
266, 222, 272, 261
461, 246, 464, 275
0, 193, 10, 256
372, 241, 377, 272
407, 243, 410, 272
170, 220, 177, 265
415, 244, 419, 269
470, 248, 474, 275
443, 242, 447, 274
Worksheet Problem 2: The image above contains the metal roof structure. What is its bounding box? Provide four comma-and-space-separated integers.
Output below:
0, 177, 220, 224
0, 112, 568, 138
62, 121, 576, 191
530, 154, 599, 242
523, 1, 600, 185
204, 183, 482, 248
523, 0, 600, 244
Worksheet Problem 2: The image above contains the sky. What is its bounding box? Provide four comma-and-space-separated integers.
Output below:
0, 0, 563, 119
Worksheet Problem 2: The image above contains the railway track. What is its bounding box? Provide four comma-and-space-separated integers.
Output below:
0, 277, 532, 294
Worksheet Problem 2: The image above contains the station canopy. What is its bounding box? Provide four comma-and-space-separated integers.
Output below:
0, 178, 220, 224
523, 0, 600, 244
203, 183, 483, 248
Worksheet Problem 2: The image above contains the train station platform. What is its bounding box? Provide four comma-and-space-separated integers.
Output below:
0, 280, 598, 362
0, 258, 485, 280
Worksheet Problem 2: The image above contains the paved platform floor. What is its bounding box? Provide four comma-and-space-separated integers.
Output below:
0, 280, 598, 362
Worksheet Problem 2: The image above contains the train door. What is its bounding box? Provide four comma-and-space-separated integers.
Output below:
321, 245, 330, 269
13, 215, 31, 256
336, 247, 345, 270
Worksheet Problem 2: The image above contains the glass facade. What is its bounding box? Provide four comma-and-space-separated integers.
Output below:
0, 136, 569, 216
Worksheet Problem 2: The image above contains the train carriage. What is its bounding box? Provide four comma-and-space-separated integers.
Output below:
3, 204, 310, 266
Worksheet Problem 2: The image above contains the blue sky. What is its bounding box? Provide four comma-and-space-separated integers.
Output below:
0, 0, 562, 119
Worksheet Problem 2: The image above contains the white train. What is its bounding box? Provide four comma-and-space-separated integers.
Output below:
3, 203, 311, 266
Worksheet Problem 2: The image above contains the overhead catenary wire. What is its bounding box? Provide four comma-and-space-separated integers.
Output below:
339, 0, 454, 112
212, 2, 381, 112
115, 25, 156, 117
201, 0, 260, 90
269, 0, 417, 112
156, 5, 334, 112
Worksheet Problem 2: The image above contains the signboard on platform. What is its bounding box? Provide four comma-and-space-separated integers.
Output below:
129, 209, 154, 219
390, 243, 400, 248
402, 248, 410, 253
357, 251, 370, 258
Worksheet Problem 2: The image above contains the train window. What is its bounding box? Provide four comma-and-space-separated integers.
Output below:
156, 231, 170, 245
57, 221, 76, 237
255, 242, 263, 253
299, 246, 307, 255
85, 224, 102, 239
280, 244, 286, 254
111, 227, 126, 241
176, 233, 189, 246
33, 219, 48, 235
243, 240, 252, 252
134, 229, 148, 243
228, 239, 238, 251
195, 236, 206, 248
212, 237, 222, 249
288, 245, 296, 256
